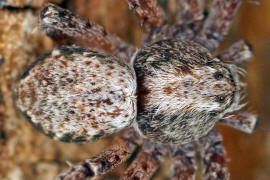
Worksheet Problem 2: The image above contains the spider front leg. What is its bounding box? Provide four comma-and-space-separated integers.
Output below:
55, 128, 142, 180
195, 0, 242, 52
40, 4, 135, 62
173, 0, 205, 40
216, 40, 253, 64
170, 143, 197, 180
219, 111, 258, 134
121, 141, 167, 180
196, 128, 229, 180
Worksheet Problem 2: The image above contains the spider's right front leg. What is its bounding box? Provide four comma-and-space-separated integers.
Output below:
219, 111, 258, 134
40, 3, 135, 63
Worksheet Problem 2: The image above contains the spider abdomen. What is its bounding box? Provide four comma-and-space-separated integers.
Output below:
134, 39, 237, 144
15, 46, 137, 142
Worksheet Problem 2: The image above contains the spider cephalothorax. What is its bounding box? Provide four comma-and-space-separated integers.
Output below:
134, 39, 242, 144
14, 1, 258, 180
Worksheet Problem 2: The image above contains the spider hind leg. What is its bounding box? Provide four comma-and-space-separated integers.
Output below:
40, 3, 135, 62
55, 128, 142, 180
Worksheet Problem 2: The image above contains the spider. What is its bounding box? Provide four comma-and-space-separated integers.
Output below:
14, 1, 258, 179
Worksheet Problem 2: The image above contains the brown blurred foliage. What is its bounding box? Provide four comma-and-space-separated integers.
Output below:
0, 0, 269, 180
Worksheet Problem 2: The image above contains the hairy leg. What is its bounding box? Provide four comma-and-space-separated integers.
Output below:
126, 0, 168, 44
196, 129, 229, 180
121, 141, 167, 180
216, 40, 253, 64
173, 0, 205, 40
142, 0, 205, 43
219, 111, 258, 134
170, 143, 197, 180
40, 3, 135, 63
55, 128, 141, 180
126, 0, 166, 28
195, 0, 242, 52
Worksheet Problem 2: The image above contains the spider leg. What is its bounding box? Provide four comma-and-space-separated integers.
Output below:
195, 0, 242, 52
55, 128, 142, 180
40, 3, 135, 63
170, 143, 197, 180
126, 0, 166, 28
219, 111, 258, 134
216, 40, 253, 64
173, 0, 205, 40
126, 0, 168, 43
196, 128, 229, 180
120, 140, 167, 180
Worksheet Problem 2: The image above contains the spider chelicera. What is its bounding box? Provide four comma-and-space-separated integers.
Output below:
14, 1, 258, 179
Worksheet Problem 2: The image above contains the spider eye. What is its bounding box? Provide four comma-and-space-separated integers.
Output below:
216, 95, 226, 103
209, 111, 219, 117
214, 72, 224, 80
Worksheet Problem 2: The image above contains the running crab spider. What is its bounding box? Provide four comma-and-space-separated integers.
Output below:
14, 0, 258, 179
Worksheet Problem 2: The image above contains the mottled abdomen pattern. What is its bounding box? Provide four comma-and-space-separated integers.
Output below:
134, 39, 237, 144
15, 46, 137, 142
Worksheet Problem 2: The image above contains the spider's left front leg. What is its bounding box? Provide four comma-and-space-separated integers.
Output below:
196, 128, 230, 180
216, 40, 253, 65
195, 0, 242, 52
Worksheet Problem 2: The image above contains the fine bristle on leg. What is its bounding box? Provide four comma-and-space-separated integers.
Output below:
40, 3, 135, 63
195, 0, 242, 52
216, 40, 253, 64
170, 143, 197, 180
55, 129, 141, 180
173, 0, 205, 40
121, 141, 167, 180
126, 0, 166, 28
219, 111, 259, 134
197, 129, 230, 180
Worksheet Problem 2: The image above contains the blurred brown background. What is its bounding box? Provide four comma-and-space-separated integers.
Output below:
0, 0, 269, 179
